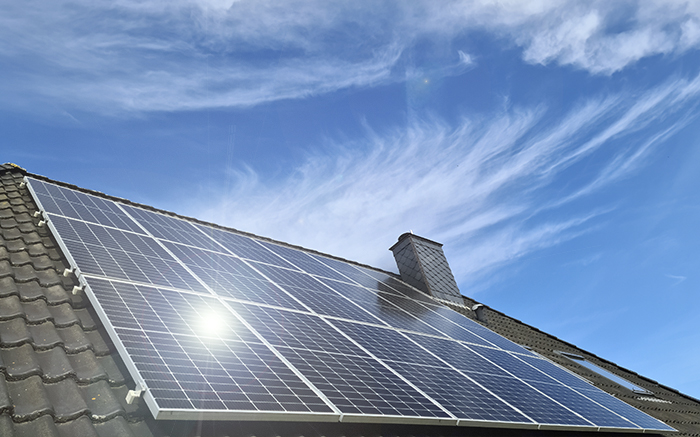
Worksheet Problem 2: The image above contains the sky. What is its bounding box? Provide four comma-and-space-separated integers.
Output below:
2, 0, 700, 400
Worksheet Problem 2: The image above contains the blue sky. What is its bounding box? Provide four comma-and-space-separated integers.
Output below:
3, 1, 700, 399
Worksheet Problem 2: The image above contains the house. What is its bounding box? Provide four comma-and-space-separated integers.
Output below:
0, 162, 698, 436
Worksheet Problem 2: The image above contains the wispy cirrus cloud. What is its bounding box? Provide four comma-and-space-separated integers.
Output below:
2, 1, 700, 115
187, 74, 700, 286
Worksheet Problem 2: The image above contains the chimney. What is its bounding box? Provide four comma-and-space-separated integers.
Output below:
390, 233, 464, 306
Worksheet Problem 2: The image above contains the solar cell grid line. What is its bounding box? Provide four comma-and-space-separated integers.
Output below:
120, 203, 222, 250
515, 354, 594, 391
469, 346, 563, 385
281, 285, 387, 325
310, 254, 402, 291
249, 262, 333, 293
317, 278, 447, 337
194, 224, 298, 269
378, 293, 496, 347
465, 372, 594, 427
230, 302, 368, 356
528, 381, 639, 429
26, 177, 145, 234
406, 334, 511, 377
277, 347, 453, 421
162, 242, 306, 310
329, 320, 447, 367
421, 303, 536, 356
48, 215, 207, 292
574, 387, 676, 431
257, 241, 351, 282
386, 361, 533, 424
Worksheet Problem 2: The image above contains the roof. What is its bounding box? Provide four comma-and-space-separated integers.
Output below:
1, 163, 699, 436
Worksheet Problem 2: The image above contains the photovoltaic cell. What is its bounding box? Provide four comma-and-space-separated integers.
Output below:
407, 334, 510, 377
529, 381, 638, 429
28, 178, 145, 234
121, 204, 221, 250
466, 372, 592, 426
330, 320, 445, 367
388, 362, 531, 423
282, 285, 384, 325
164, 242, 305, 310
277, 347, 449, 418
195, 224, 297, 269
258, 242, 350, 282
51, 215, 207, 293
575, 388, 676, 431
231, 303, 366, 356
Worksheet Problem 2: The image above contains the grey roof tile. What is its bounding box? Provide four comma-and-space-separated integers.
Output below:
7, 375, 53, 421
15, 281, 45, 301
93, 416, 138, 437
0, 260, 12, 279
27, 322, 63, 350
0, 319, 33, 347
74, 308, 97, 331
1, 344, 41, 379
4, 239, 25, 253
22, 300, 52, 324
47, 303, 79, 328
96, 354, 127, 386
45, 379, 89, 421
13, 414, 59, 437
0, 295, 24, 320
0, 374, 12, 412
0, 414, 12, 436
41, 285, 71, 305
80, 380, 125, 420
0, 276, 19, 298
56, 325, 92, 354
85, 331, 111, 356
55, 415, 98, 437
66, 350, 108, 384
35, 348, 73, 381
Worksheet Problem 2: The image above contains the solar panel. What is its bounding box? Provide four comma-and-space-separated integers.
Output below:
26, 177, 675, 432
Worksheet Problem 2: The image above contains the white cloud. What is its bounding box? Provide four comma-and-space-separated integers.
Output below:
185, 75, 699, 285
2, 1, 700, 114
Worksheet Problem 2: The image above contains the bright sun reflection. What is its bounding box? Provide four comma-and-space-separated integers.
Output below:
199, 312, 225, 336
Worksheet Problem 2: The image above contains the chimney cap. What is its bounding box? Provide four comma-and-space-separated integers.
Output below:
390, 232, 443, 251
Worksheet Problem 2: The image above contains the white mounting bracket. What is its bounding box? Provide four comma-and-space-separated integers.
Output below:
126, 388, 144, 404
38, 220, 46, 227
33, 211, 42, 218
19, 181, 26, 188
63, 267, 74, 277
72, 285, 83, 295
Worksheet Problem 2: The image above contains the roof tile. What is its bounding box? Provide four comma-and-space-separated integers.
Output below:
0, 277, 19, 298
0, 295, 24, 320
80, 380, 125, 420
13, 414, 59, 437
27, 322, 63, 350
96, 355, 127, 386
1, 344, 42, 379
93, 416, 139, 437
55, 415, 98, 437
74, 308, 97, 331
66, 350, 108, 384
22, 300, 52, 324
7, 375, 53, 421
56, 325, 91, 354
45, 379, 89, 421
85, 331, 111, 357
0, 374, 12, 413
0, 319, 33, 347
0, 260, 12, 279
47, 304, 79, 328
35, 348, 73, 381
4, 239, 25, 253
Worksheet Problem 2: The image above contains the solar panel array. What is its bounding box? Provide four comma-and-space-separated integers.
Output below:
26, 177, 675, 432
